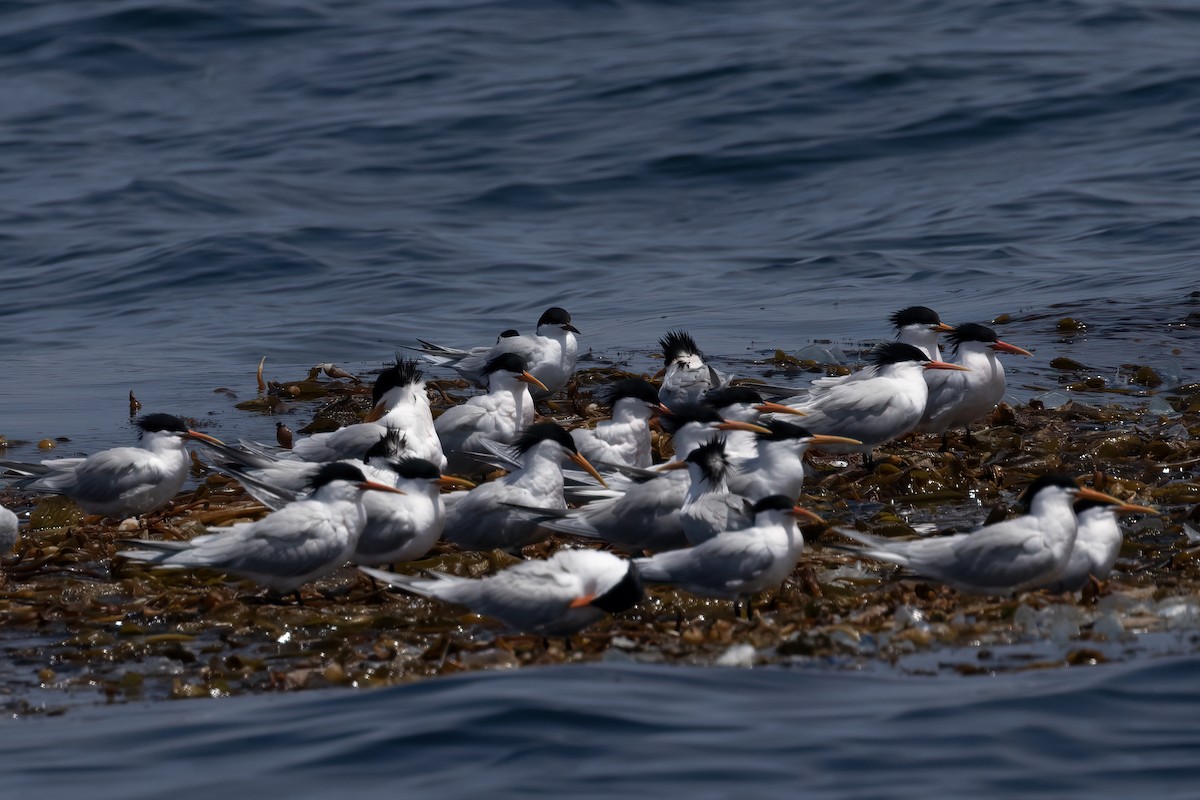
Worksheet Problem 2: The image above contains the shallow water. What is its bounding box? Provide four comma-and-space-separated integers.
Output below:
2, 0, 1199, 792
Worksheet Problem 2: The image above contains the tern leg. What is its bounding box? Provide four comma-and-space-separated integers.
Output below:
863, 452, 876, 471
940, 433, 950, 452
963, 424, 974, 446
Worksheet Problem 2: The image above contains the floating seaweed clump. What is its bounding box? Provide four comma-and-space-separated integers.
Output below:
1, 354, 1199, 715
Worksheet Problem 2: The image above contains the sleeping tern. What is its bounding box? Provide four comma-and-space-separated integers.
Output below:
570, 378, 662, 469
658, 330, 729, 407
360, 548, 642, 636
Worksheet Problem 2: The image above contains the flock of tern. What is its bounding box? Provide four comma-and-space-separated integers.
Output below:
0, 306, 1156, 638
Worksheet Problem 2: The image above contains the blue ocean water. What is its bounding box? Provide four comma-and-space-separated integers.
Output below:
8, 658, 1200, 799
2, 0, 1199, 792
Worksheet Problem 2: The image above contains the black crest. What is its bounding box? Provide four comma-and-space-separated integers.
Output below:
599, 378, 660, 407
1074, 497, 1116, 516
702, 386, 763, 409
590, 562, 644, 614
497, 329, 521, 340
373, 357, 424, 405
750, 495, 796, 515
363, 429, 405, 461
889, 306, 943, 330
135, 413, 189, 437
658, 402, 723, 434
513, 422, 577, 457
537, 307, 573, 327
483, 353, 529, 376
308, 462, 367, 491
1019, 473, 1080, 509
659, 330, 702, 363
387, 457, 441, 481
685, 437, 731, 484
756, 419, 815, 442
946, 322, 999, 354
867, 341, 931, 367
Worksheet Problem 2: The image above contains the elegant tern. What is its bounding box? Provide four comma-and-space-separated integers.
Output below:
118, 462, 404, 594
784, 341, 969, 468
435, 353, 548, 477
658, 330, 728, 407
1044, 497, 1155, 592
570, 378, 661, 469
360, 548, 642, 636
915, 322, 1033, 449
890, 306, 955, 361
0, 413, 223, 518
416, 307, 580, 397
837, 474, 1132, 595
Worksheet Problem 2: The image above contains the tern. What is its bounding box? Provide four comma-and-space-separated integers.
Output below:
658, 330, 728, 407
728, 420, 861, 503
0, 413, 223, 518
118, 462, 405, 594
435, 353, 548, 477
1044, 497, 1155, 592
890, 306, 955, 360
570, 378, 662, 469
635, 495, 819, 618
661, 437, 749, 545
360, 548, 642, 636
702, 385, 806, 460
441, 423, 606, 552
540, 405, 769, 553
784, 341, 969, 468
292, 359, 445, 469
416, 307, 580, 397
915, 322, 1033, 450
837, 474, 1131, 595
352, 457, 475, 567
0, 504, 17, 555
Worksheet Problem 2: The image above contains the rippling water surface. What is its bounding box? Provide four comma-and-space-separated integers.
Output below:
2, 0, 1199, 792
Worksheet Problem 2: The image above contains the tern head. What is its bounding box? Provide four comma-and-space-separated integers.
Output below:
750, 494, 826, 526
703, 386, 805, 419
889, 306, 954, 334
1074, 496, 1156, 517
659, 403, 771, 436
683, 436, 732, 486
599, 378, 661, 411
362, 429, 406, 462
513, 423, 607, 486
1019, 473, 1127, 511
308, 462, 404, 495
372, 358, 425, 406
496, 329, 520, 342
536, 307, 580, 335
383, 456, 476, 490
135, 413, 223, 446
660, 330, 704, 366
947, 323, 1033, 357
754, 419, 862, 450
868, 341, 969, 373
483, 353, 549, 393
561, 549, 643, 615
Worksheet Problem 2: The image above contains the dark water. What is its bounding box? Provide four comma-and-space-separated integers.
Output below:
7, 658, 1200, 799
2, 0, 1199, 791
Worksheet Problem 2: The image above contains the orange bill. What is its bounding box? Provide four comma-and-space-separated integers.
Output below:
359, 481, 405, 495
363, 400, 387, 423
438, 475, 476, 490
717, 420, 772, 435
924, 360, 970, 372
569, 594, 596, 608
992, 340, 1033, 357
570, 452, 608, 488
808, 434, 862, 447
934, 322, 956, 333
1075, 487, 1126, 506
754, 401, 806, 416
518, 371, 550, 393
1114, 502, 1157, 515
185, 430, 225, 446
792, 507, 826, 525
